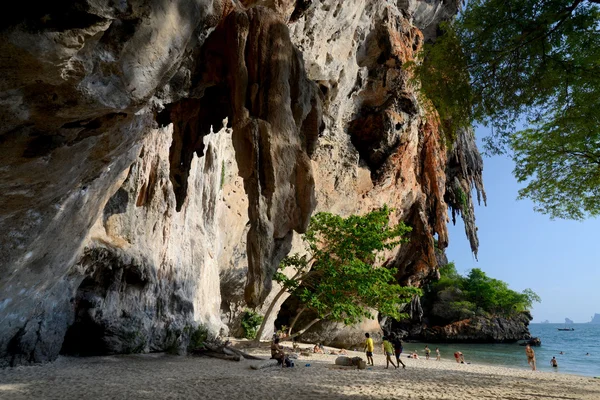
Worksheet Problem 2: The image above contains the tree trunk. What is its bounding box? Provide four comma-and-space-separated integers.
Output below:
287, 306, 307, 336
253, 287, 287, 343
253, 267, 312, 343
289, 312, 332, 340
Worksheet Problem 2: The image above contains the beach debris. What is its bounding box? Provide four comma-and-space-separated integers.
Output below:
191, 339, 264, 361
250, 359, 281, 370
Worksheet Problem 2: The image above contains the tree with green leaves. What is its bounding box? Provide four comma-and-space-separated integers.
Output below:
415, 0, 600, 219
253, 206, 421, 341
426, 263, 541, 320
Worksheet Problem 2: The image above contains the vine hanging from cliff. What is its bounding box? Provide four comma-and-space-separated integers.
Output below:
409, 22, 473, 146
414, 0, 600, 220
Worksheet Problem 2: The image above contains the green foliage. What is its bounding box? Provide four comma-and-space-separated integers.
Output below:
428, 264, 540, 319
414, 0, 600, 219
409, 21, 473, 143
187, 324, 209, 351
512, 119, 600, 219
456, 186, 469, 216
280, 206, 421, 332
220, 160, 226, 189
240, 310, 264, 339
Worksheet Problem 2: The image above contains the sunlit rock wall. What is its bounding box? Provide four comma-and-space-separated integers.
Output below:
0, 0, 483, 364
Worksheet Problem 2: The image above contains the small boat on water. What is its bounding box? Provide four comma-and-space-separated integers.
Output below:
558, 327, 575, 331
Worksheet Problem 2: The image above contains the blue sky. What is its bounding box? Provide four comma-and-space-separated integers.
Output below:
445, 127, 600, 323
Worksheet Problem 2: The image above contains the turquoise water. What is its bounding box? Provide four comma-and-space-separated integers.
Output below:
405, 323, 600, 377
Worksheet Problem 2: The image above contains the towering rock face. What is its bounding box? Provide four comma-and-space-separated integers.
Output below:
0, 0, 484, 365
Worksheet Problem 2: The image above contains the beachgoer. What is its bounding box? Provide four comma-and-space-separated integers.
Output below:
271, 338, 286, 367
313, 344, 324, 354
559, 351, 564, 355
364, 333, 375, 366
551, 357, 558, 367
382, 336, 398, 369
425, 345, 431, 360
586, 353, 591, 356
435, 347, 441, 361
411, 351, 419, 359
393, 338, 406, 369
525, 344, 536, 371
454, 351, 465, 363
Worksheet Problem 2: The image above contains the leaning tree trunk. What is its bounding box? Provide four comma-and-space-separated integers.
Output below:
289, 312, 332, 340
287, 306, 307, 336
253, 287, 287, 343
253, 265, 312, 343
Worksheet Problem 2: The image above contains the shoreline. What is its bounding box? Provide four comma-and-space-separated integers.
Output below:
378, 338, 599, 378
1, 343, 599, 399
281, 341, 592, 378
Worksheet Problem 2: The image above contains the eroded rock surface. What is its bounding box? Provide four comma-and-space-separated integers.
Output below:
384, 312, 533, 343
0, 0, 485, 365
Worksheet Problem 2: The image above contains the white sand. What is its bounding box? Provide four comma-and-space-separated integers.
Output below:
1, 343, 599, 399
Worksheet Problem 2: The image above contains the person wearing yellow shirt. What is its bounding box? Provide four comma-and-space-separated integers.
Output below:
382, 336, 398, 369
364, 333, 375, 366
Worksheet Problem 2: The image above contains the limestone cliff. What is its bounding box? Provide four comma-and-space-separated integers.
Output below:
383, 310, 533, 343
0, 0, 483, 366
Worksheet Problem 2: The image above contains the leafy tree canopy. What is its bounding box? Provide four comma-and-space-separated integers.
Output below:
427, 263, 541, 320
271, 206, 421, 337
414, 0, 600, 219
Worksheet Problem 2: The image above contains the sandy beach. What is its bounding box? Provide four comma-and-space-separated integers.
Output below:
1, 343, 599, 400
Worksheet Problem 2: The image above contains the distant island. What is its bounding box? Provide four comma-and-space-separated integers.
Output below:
590, 314, 600, 324
565, 318, 574, 324
541, 320, 550, 324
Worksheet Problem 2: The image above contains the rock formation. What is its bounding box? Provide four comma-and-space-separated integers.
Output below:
0, 0, 484, 366
380, 290, 533, 344
590, 314, 600, 324
383, 312, 533, 343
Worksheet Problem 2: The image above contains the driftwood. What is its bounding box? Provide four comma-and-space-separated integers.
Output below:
191, 340, 265, 361
327, 364, 358, 370
250, 359, 280, 370
202, 351, 241, 361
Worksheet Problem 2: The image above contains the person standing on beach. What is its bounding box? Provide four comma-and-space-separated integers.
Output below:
425, 345, 431, 360
382, 336, 398, 369
364, 333, 374, 366
435, 347, 440, 361
525, 344, 537, 371
393, 337, 406, 369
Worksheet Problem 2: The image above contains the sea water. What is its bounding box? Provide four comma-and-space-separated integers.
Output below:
404, 323, 600, 377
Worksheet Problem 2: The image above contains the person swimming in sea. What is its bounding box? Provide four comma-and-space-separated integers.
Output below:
551, 357, 558, 367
